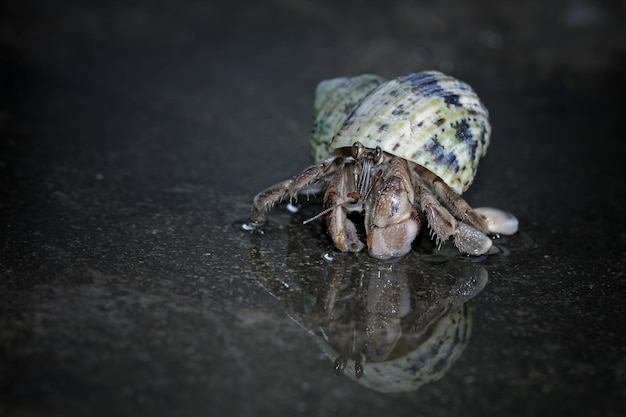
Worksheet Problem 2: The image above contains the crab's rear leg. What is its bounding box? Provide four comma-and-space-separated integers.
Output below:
250, 157, 344, 225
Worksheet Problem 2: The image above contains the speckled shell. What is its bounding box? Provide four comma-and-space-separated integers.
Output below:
312, 71, 491, 195
310, 74, 386, 162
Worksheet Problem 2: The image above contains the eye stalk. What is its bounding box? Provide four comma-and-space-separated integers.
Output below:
351, 141, 365, 160
373, 146, 383, 164
351, 142, 383, 164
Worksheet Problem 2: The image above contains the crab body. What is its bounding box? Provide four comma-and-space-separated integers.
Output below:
250, 71, 518, 259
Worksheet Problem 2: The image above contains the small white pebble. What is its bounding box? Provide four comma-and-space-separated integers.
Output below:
475, 207, 519, 235
322, 252, 334, 262
286, 203, 299, 213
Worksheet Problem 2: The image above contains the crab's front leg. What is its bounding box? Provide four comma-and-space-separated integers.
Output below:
250, 157, 344, 225
364, 157, 420, 260
324, 164, 366, 253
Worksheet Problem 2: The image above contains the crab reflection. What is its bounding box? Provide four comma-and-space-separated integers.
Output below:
249, 220, 489, 393
317, 258, 486, 393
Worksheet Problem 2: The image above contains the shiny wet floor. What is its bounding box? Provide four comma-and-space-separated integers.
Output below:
1, 1, 624, 416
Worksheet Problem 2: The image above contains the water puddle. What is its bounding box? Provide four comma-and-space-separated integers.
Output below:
238, 202, 519, 393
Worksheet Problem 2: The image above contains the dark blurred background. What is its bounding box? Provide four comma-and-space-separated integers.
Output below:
1, 1, 625, 416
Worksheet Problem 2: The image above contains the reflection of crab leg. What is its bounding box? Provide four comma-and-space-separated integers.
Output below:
250, 157, 345, 224
324, 164, 365, 253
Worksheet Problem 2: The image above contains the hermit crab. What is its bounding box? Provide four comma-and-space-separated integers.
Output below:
248, 71, 518, 259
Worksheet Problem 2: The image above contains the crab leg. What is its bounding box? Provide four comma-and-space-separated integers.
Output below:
413, 173, 493, 255
413, 171, 493, 255
250, 157, 344, 224
324, 164, 365, 253
414, 166, 518, 236
414, 166, 491, 233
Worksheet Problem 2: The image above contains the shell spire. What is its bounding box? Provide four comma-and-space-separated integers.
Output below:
310, 74, 386, 162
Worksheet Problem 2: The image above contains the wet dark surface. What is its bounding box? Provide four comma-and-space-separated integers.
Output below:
1, 1, 625, 416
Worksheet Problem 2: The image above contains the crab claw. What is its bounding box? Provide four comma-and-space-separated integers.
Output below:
365, 158, 420, 260
474, 207, 519, 235
367, 219, 419, 260
333, 217, 366, 253
454, 223, 493, 255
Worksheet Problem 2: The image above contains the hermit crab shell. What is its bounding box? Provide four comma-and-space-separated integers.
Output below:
312, 71, 491, 195
311, 74, 385, 162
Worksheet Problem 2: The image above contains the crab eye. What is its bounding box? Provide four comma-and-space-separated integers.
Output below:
373, 146, 383, 164
351, 142, 364, 159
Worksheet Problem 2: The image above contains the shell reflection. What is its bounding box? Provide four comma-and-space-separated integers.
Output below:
321, 263, 484, 392
250, 235, 488, 393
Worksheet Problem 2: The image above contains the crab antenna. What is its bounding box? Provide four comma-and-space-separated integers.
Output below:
302, 205, 336, 224
356, 151, 377, 202
303, 148, 378, 226
358, 161, 372, 199
302, 197, 357, 225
